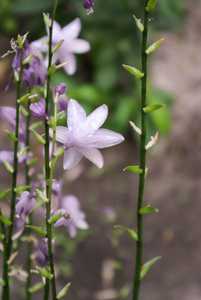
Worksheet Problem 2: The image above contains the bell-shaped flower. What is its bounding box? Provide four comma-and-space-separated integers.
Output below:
49, 99, 124, 170
30, 101, 49, 121
15, 191, 36, 221
31, 18, 90, 75
37, 238, 55, 265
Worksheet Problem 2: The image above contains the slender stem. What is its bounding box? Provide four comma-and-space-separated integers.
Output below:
132, 2, 149, 300
44, 279, 50, 300
0, 209, 9, 300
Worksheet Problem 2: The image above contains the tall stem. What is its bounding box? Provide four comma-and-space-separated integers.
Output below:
132, 2, 149, 300
0, 209, 9, 300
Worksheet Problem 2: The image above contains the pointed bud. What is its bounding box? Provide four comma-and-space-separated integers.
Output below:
133, 15, 144, 32
146, 39, 164, 55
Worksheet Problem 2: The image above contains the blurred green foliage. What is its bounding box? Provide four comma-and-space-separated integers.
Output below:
0, 0, 190, 136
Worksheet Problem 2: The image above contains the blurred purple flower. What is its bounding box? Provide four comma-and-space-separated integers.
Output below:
83, 0, 94, 14
54, 83, 67, 96
15, 191, 36, 221
30, 102, 49, 121
37, 238, 55, 265
0, 150, 30, 164
49, 99, 124, 170
31, 18, 90, 75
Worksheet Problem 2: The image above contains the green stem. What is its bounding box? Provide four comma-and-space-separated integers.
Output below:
44, 279, 50, 300
0, 209, 9, 300
132, 2, 149, 300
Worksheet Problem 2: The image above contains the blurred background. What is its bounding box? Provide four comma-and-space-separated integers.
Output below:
0, 0, 201, 299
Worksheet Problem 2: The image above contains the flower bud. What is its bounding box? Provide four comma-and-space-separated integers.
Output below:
54, 83, 67, 95
83, 0, 94, 14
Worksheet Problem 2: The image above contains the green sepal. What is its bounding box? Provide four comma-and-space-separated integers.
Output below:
17, 146, 29, 158
21, 32, 29, 46
28, 282, 45, 293
0, 278, 5, 286
114, 225, 138, 242
0, 215, 12, 226
146, 39, 164, 55
0, 233, 5, 239
122, 64, 144, 79
43, 12, 51, 28
139, 206, 158, 214
29, 121, 43, 131
48, 211, 62, 224
123, 165, 143, 174
36, 189, 49, 203
3, 160, 14, 173
6, 131, 17, 142
0, 189, 12, 200
146, 0, 157, 11
17, 34, 23, 49
57, 282, 71, 299
31, 129, 46, 145
27, 158, 38, 166
133, 15, 144, 32
56, 111, 64, 121
54, 147, 65, 157
48, 116, 56, 130
140, 256, 161, 280
17, 93, 30, 104
52, 40, 64, 53
143, 104, 165, 113
25, 225, 46, 236
48, 65, 56, 76
14, 185, 31, 194
36, 267, 53, 279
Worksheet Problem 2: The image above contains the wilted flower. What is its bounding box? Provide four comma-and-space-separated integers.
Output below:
49, 99, 124, 170
83, 0, 94, 14
31, 18, 90, 75
15, 191, 36, 221
30, 101, 49, 121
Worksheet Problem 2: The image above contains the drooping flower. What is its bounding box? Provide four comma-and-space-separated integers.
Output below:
31, 18, 90, 75
37, 238, 55, 265
83, 0, 94, 14
15, 191, 36, 221
30, 101, 49, 121
49, 99, 124, 170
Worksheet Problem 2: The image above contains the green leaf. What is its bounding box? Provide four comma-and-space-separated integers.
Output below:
26, 225, 46, 236
143, 104, 165, 113
54, 147, 65, 157
114, 225, 138, 242
17, 146, 29, 158
17, 93, 30, 104
31, 129, 46, 145
0, 278, 5, 286
28, 282, 45, 293
17, 34, 22, 49
140, 256, 161, 280
57, 282, 71, 299
36, 189, 49, 203
27, 158, 38, 166
3, 160, 14, 173
0, 233, 5, 239
0, 189, 12, 200
48, 65, 56, 76
36, 267, 53, 279
139, 206, 158, 214
52, 40, 64, 53
48, 212, 62, 224
14, 185, 31, 193
146, 0, 157, 11
122, 64, 144, 79
133, 15, 144, 32
6, 131, 17, 142
23, 54, 34, 65
146, 39, 164, 55
0, 215, 12, 226
29, 121, 43, 130
56, 111, 64, 121
123, 165, 143, 174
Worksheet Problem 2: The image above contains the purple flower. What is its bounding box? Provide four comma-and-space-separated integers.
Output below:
49, 99, 124, 170
31, 18, 90, 75
37, 238, 55, 265
54, 83, 67, 95
15, 191, 36, 221
54, 195, 88, 237
0, 150, 30, 164
83, 0, 94, 14
30, 102, 49, 121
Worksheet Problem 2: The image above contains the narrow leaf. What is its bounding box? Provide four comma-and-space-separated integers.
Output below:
15, 185, 31, 193
52, 40, 64, 53
26, 225, 46, 236
36, 267, 53, 279
29, 121, 43, 130
31, 129, 46, 145
139, 206, 158, 214
48, 212, 62, 224
0, 215, 12, 226
56, 111, 64, 121
0, 278, 5, 286
146, 39, 164, 55
133, 15, 144, 32
36, 189, 49, 203
143, 104, 165, 113
28, 282, 45, 293
6, 131, 17, 142
146, 0, 157, 11
0, 189, 11, 200
27, 158, 38, 166
48, 65, 56, 76
123, 166, 143, 174
140, 256, 161, 279
129, 121, 142, 135
122, 64, 144, 79
3, 160, 14, 173
17, 93, 30, 104
54, 147, 65, 157
17, 146, 29, 158
114, 225, 138, 242
57, 282, 71, 299
23, 54, 34, 65
0, 233, 5, 239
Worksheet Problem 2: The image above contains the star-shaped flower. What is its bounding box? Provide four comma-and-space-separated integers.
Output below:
50, 99, 124, 170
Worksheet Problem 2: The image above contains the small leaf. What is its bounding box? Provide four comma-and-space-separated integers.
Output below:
140, 256, 161, 279
43, 12, 51, 28
6, 131, 17, 142
17, 34, 22, 49
3, 160, 14, 173
29, 121, 43, 130
52, 40, 64, 53
17, 146, 29, 158
23, 54, 35, 65
143, 104, 165, 113
36, 189, 49, 203
56, 111, 64, 121
31, 129, 46, 145
54, 147, 65, 157
122, 64, 144, 79
146, 39, 164, 55
17, 93, 30, 104
48, 65, 56, 76
15, 185, 31, 194
28, 282, 45, 293
26, 225, 46, 236
146, 0, 157, 11
57, 282, 71, 299
123, 166, 143, 174
14, 69, 19, 82
0, 278, 5, 286
0, 215, 12, 226
114, 225, 138, 242
48, 212, 62, 224
0, 189, 12, 200
133, 15, 144, 32
27, 158, 38, 166
36, 267, 53, 279
0, 233, 5, 239
139, 206, 158, 214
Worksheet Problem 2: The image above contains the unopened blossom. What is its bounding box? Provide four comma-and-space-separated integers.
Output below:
30, 102, 49, 121
83, 0, 94, 14
16, 191, 36, 221
54, 83, 67, 95
37, 238, 55, 265
49, 99, 124, 170
31, 18, 90, 75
